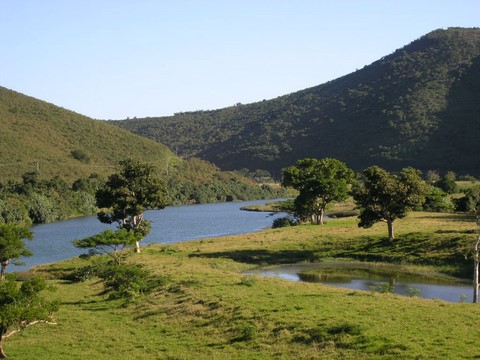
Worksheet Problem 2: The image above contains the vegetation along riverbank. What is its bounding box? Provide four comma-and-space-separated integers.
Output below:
4, 208, 479, 359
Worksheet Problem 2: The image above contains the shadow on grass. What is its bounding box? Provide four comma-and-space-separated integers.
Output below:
190, 249, 319, 266
417, 213, 475, 221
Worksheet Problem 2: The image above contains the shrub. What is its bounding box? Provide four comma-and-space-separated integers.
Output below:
272, 216, 298, 228
70, 265, 97, 282
70, 149, 91, 164
235, 323, 258, 341
97, 264, 169, 300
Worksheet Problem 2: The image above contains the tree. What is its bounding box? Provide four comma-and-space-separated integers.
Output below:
95, 158, 169, 253
457, 188, 480, 303
0, 224, 33, 280
73, 228, 142, 265
282, 158, 355, 225
351, 166, 426, 240
0, 275, 58, 358
434, 171, 459, 194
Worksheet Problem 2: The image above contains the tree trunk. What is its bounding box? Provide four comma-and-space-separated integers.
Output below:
387, 220, 394, 240
132, 214, 143, 253
0, 335, 6, 358
0, 260, 8, 281
319, 208, 324, 225
473, 234, 480, 303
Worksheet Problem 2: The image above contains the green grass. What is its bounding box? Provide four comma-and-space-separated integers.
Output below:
5, 211, 480, 359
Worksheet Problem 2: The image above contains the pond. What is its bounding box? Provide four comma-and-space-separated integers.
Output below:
246, 263, 473, 303
12, 199, 288, 272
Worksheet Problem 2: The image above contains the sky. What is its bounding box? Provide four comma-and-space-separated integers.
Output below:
0, 1, 479, 120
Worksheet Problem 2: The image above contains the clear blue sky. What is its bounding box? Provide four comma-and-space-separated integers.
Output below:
1, 0, 478, 119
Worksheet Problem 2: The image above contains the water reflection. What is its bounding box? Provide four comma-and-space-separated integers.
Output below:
247, 263, 473, 303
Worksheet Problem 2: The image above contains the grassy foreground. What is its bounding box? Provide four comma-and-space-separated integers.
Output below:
7, 211, 480, 359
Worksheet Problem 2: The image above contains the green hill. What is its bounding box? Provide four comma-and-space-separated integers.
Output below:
0, 87, 285, 215
0, 86, 176, 182
114, 27, 480, 177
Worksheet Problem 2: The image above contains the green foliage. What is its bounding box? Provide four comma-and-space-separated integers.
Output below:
234, 323, 258, 342
370, 282, 395, 293
115, 28, 480, 178
434, 171, 459, 194
0, 223, 33, 278
406, 287, 421, 297
0, 275, 58, 357
95, 158, 169, 252
0, 195, 31, 226
96, 158, 169, 224
422, 185, 453, 212
69, 265, 97, 282
282, 158, 355, 224
453, 185, 480, 212
97, 264, 168, 300
352, 166, 426, 239
70, 149, 90, 163
73, 229, 140, 265
272, 216, 298, 228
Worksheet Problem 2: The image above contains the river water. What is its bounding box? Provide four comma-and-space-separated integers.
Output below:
12, 199, 287, 271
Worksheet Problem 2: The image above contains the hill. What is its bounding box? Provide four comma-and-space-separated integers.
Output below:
0, 86, 285, 215
114, 27, 480, 177
0, 86, 175, 182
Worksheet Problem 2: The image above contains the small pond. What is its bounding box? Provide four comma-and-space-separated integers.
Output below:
246, 263, 473, 303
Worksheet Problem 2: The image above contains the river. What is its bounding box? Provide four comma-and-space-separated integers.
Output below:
12, 199, 287, 271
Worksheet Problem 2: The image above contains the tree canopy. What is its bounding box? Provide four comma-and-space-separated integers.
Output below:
351, 166, 426, 240
282, 158, 355, 224
0, 224, 33, 280
96, 158, 169, 253
0, 275, 58, 358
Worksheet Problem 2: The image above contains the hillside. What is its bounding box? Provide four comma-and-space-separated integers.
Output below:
0, 86, 176, 182
114, 27, 480, 177
0, 87, 285, 211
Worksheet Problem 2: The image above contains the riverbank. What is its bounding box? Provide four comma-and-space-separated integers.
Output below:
8, 211, 480, 359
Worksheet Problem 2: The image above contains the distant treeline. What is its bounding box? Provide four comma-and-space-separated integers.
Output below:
0, 158, 288, 225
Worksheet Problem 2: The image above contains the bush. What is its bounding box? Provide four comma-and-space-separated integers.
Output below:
272, 216, 298, 228
70, 149, 91, 164
70, 265, 97, 282
97, 264, 169, 300
434, 172, 459, 194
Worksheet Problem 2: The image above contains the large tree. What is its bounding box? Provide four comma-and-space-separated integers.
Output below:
0, 224, 33, 280
96, 158, 169, 253
351, 166, 426, 240
282, 158, 355, 225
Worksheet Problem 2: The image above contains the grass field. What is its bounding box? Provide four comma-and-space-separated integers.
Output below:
5, 211, 480, 359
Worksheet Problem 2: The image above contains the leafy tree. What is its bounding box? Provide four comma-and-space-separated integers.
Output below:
0, 224, 33, 280
422, 185, 453, 212
282, 158, 355, 224
0, 275, 58, 358
352, 166, 426, 240
73, 228, 142, 265
0, 197, 31, 226
434, 171, 459, 194
453, 185, 480, 212
96, 158, 169, 253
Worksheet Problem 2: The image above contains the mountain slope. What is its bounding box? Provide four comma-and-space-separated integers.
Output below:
0, 86, 176, 182
115, 27, 480, 177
